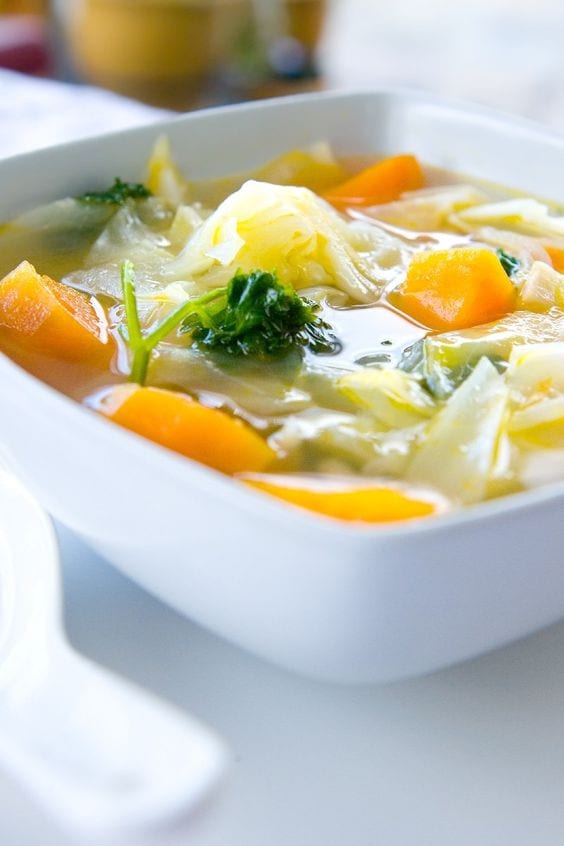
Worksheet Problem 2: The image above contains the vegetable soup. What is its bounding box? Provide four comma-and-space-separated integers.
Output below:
2, 139, 564, 523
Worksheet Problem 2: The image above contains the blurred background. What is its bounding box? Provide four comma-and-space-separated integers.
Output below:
0, 0, 563, 128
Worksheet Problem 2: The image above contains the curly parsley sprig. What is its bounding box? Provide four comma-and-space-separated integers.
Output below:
120, 262, 339, 385
181, 270, 340, 359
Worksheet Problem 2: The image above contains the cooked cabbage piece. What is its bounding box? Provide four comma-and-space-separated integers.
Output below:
147, 135, 346, 209
451, 198, 564, 238
271, 407, 422, 477
507, 342, 564, 398
339, 368, 435, 428
413, 310, 564, 397
168, 180, 385, 302
147, 135, 190, 207
518, 261, 564, 312
407, 357, 509, 503
510, 397, 564, 442
470, 228, 551, 269
367, 184, 488, 231
505, 343, 564, 447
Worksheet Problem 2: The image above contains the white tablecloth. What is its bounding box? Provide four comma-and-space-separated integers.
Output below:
0, 69, 168, 159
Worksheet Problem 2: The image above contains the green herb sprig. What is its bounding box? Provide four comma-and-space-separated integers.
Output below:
120, 260, 199, 384
120, 263, 339, 385
180, 269, 339, 359
78, 178, 152, 206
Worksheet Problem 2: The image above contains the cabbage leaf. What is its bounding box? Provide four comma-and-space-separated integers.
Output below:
407, 357, 509, 503
339, 368, 436, 429
168, 180, 385, 303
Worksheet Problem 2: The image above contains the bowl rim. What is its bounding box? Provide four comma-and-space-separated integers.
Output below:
2, 85, 564, 173
2, 86, 564, 541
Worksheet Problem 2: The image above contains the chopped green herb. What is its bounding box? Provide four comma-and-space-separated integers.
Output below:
78, 178, 152, 206
496, 248, 520, 278
180, 270, 340, 359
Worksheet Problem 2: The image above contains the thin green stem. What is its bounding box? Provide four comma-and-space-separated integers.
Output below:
121, 260, 144, 349
119, 261, 225, 385
130, 347, 150, 385
142, 288, 226, 353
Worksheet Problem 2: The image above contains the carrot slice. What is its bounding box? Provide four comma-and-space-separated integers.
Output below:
241, 474, 440, 523
0, 260, 111, 363
545, 245, 564, 273
101, 385, 275, 475
324, 154, 424, 208
390, 247, 516, 331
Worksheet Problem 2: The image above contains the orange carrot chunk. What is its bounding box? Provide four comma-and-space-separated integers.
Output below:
545, 245, 564, 273
390, 247, 516, 331
241, 474, 440, 523
324, 154, 424, 208
101, 385, 275, 475
0, 260, 111, 363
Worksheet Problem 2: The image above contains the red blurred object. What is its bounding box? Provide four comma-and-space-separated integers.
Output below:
0, 15, 50, 75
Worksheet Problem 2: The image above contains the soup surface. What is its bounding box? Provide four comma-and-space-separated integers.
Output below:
2, 140, 564, 523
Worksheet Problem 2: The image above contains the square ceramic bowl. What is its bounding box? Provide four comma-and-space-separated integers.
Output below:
1, 90, 564, 684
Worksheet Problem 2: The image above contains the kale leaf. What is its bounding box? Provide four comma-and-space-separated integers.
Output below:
77, 178, 152, 206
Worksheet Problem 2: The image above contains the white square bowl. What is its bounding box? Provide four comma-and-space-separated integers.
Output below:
1, 89, 564, 683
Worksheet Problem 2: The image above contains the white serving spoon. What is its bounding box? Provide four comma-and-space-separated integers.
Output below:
0, 468, 227, 835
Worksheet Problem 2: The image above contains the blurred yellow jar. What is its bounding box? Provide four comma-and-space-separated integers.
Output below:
285, 0, 327, 54
57, 0, 250, 109
0, 0, 46, 12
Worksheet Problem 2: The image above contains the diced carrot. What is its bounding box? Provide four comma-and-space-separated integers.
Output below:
0, 260, 112, 363
101, 385, 275, 475
390, 247, 516, 331
545, 245, 564, 273
241, 474, 440, 523
324, 154, 424, 208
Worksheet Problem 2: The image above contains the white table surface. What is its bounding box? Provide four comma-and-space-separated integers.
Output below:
2, 526, 564, 846
2, 31, 564, 841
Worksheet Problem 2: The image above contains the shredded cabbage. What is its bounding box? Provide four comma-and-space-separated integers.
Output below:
168, 180, 385, 302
